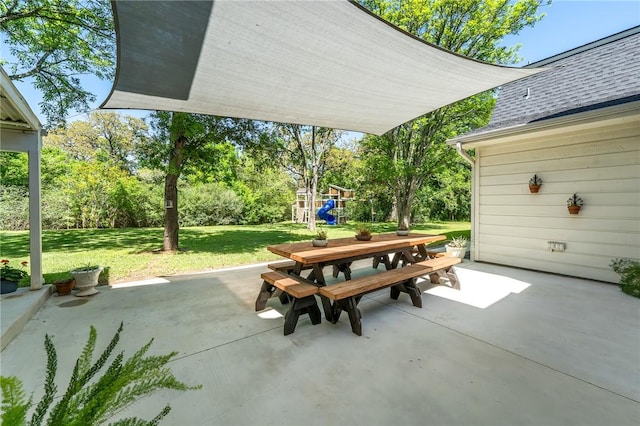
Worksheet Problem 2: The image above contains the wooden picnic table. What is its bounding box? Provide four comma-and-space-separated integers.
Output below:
265, 233, 446, 324
267, 232, 446, 284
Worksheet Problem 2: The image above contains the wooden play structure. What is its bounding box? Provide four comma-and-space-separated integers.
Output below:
292, 185, 355, 224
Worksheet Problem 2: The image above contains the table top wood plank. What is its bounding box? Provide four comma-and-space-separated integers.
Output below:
267, 233, 445, 265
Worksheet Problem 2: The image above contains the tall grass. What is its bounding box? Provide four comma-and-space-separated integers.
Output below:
0, 222, 470, 285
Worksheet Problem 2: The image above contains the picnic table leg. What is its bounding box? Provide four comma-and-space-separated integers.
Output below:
311, 264, 334, 323
283, 295, 321, 336
255, 280, 275, 311
403, 278, 423, 308
345, 297, 362, 336
332, 262, 352, 280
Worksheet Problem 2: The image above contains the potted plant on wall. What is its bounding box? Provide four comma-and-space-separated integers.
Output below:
0, 259, 28, 294
71, 264, 103, 296
312, 230, 328, 247
567, 193, 584, 214
355, 225, 372, 241
529, 174, 542, 193
445, 236, 468, 259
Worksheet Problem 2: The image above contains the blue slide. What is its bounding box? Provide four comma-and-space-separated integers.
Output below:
317, 199, 337, 225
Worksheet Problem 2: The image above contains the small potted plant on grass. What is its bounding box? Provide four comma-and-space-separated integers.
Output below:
0, 259, 28, 294
445, 236, 468, 259
312, 230, 328, 247
71, 264, 103, 297
567, 193, 583, 214
355, 225, 372, 241
396, 224, 409, 236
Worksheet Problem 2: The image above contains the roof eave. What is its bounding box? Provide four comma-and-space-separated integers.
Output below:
448, 100, 640, 148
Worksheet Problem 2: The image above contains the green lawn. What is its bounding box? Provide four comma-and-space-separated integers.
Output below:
0, 222, 470, 285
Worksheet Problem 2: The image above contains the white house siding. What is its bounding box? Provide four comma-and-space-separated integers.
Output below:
473, 111, 640, 283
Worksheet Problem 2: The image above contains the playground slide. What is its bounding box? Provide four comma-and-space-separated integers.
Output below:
317, 199, 337, 225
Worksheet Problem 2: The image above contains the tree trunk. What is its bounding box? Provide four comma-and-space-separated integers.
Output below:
307, 182, 316, 231
163, 135, 187, 251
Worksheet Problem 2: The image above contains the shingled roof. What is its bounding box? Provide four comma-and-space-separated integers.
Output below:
467, 26, 640, 135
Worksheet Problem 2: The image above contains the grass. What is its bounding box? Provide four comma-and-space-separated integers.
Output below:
0, 221, 470, 285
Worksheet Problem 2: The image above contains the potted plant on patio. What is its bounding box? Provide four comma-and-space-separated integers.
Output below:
355, 225, 372, 241
70, 264, 103, 297
567, 193, 584, 214
312, 230, 328, 247
0, 259, 28, 294
53, 277, 75, 296
445, 236, 468, 259
396, 225, 409, 236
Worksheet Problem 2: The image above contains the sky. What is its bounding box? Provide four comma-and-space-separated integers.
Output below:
7, 0, 640, 127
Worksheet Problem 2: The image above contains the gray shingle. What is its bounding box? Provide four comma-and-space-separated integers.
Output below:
473, 27, 640, 134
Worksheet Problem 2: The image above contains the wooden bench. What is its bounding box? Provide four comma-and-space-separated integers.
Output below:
416, 256, 461, 289
268, 260, 313, 274
319, 257, 461, 336
256, 271, 321, 335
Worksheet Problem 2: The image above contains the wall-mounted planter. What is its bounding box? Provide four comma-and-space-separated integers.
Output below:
568, 205, 581, 215
528, 174, 542, 193
567, 193, 583, 215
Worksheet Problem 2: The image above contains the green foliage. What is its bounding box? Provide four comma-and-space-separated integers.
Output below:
610, 258, 640, 298
0, 259, 28, 282
1, 0, 115, 125
447, 236, 469, 248
315, 230, 328, 240
179, 182, 244, 226
358, 0, 545, 225
0, 185, 29, 230
0, 152, 29, 187
0, 323, 201, 425
356, 225, 372, 237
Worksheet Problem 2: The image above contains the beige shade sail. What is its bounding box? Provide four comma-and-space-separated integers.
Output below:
101, 0, 542, 135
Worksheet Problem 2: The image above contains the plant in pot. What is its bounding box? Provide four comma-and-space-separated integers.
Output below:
0, 259, 28, 294
396, 225, 409, 236
70, 264, 103, 297
312, 230, 328, 247
445, 236, 468, 259
529, 174, 542, 193
53, 277, 75, 296
567, 193, 583, 214
355, 225, 372, 241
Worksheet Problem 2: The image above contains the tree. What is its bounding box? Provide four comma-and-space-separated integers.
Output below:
360, 0, 546, 228
45, 112, 148, 171
142, 112, 259, 251
0, 0, 114, 125
268, 125, 341, 231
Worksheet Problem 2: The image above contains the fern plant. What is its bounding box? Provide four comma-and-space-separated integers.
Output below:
1, 323, 201, 426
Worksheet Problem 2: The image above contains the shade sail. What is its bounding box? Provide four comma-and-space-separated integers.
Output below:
101, 0, 542, 135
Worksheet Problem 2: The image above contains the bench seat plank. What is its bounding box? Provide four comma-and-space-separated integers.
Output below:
319, 256, 461, 336
261, 271, 318, 298
267, 261, 313, 273
257, 271, 321, 335
319, 263, 430, 300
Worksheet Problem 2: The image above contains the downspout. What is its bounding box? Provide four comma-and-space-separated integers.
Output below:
455, 142, 476, 261
455, 141, 474, 165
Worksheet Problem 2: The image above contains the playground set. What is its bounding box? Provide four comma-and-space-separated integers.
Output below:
292, 185, 355, 225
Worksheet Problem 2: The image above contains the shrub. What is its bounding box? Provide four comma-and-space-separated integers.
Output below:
610, 258, 640, 298
0, 323, 201, 425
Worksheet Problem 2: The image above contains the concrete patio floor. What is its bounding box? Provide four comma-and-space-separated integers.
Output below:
1, 261, 639, 425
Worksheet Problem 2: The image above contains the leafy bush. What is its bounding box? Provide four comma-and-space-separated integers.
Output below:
0, 323, 201, 425
180, 183, 244, 226
0, 186, 29, 230
610, 258, 640, 298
